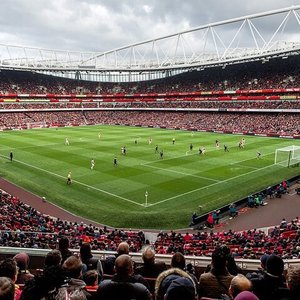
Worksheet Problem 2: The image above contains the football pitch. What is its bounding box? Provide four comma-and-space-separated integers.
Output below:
0, 125, 299, 230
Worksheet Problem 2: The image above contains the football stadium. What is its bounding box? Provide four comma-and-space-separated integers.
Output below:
0, 3, 300, 299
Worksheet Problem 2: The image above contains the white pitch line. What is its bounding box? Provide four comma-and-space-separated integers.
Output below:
148, 160, 278, 207
0, 155, 144, 207
143, 164, 220, 182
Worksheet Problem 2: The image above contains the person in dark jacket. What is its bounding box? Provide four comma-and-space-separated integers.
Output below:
95, 254, 151, 300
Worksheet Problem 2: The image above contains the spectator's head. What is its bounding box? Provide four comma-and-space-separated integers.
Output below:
115, 254, 133, 278
0, 259, 18, 282
62, 255, 83, 279
13, 252, 30, 271
142, 246, 155, 265
234, 290, 259, 300
286, 267, 300, 296
171, 252, 185, 270
44, 250, 62, 267
80, 243, 93, 261
58, 236, 70, 251
211, 247, 228, 272
260, 254, 270, 270
82, 270, 99, 286
0, 277, 15, 300
164, 277, 196, 300
117, 242, 129, 256
266, 255, 284, 277
229, 274, 252, 298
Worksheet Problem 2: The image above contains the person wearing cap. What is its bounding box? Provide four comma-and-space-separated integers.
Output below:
250, 254, 289, 300
234, 290, 259, 300
13, 252, 34, 284
164, 277, 196, 300
246, 254, 270, 281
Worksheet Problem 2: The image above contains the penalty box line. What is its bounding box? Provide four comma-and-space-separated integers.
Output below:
1, 155, 144, 208
148, 152, 277, 207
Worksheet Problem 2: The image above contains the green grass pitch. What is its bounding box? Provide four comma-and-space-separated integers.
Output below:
0, 125, 299, 230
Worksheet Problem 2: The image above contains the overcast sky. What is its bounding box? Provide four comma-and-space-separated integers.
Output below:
0, 0, 299, 53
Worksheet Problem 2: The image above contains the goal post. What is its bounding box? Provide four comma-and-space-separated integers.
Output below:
275, 145, 300, 167
26, 121, 47, 129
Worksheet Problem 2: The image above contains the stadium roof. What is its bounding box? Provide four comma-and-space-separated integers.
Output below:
1, 5, 300, 81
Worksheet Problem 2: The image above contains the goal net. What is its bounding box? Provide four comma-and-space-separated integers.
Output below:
274, 145, 300, 167
26, 121, 47, 129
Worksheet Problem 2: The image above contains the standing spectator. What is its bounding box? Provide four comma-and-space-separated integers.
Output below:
44, 250, 62, 267
95, 254, 151, 300
198, 247, 234, 299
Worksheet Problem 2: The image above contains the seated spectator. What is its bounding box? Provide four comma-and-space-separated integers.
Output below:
234, 290, 259, 300
286, 267, 300, 300
0, 277, 15, 300
155, 265, 196, 300
103, 241, 129, 275
135, 246, 166, 293
198, 246, 234, 299
170, 252, 198, 293
164, 277, 196, 300
44, 250, 62, 267
95, 254, 151, 300
80, 243, 103, 279
0, 258, 21, 300
58, 236, 73, 264
246, 254, 270, 281
250, 255, 289, 300
228, 274, 253, 299
83, 270, 99, 293
62, 255, 91, 299
13, 252, 34, 285
20, 265, 67, 300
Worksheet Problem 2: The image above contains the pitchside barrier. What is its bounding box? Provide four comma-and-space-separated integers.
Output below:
190, 174, 300, 229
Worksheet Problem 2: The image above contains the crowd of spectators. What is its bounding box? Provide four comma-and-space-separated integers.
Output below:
0, 189, 145, 252
0, 55, 300, 96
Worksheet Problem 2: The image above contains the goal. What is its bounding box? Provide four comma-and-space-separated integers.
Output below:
26, 121, 47, 129
274, 145, 300, 167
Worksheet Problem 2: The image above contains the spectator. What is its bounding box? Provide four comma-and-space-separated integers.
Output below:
164, 277, 196, 300
155, 266, 196, 300
135, 246, 167, 278
20, 265, 67, 300
103, 241, 129, 275
95, 254, 151, 300
250, 255, 289, 300
13, 252, 34, 285
82, 270, 99, 293
198, 247, 234, 299
0, 258, 21, 300
80, 243, 103, 279
234, 290, 259, 300
62, 255, 91, 299
286, 267, 300, 300
170, 252, 198, 293
0, 277, 15, 300
58, 236, 73, 264
228, 274, 253, 299
44, 250, 62, 267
